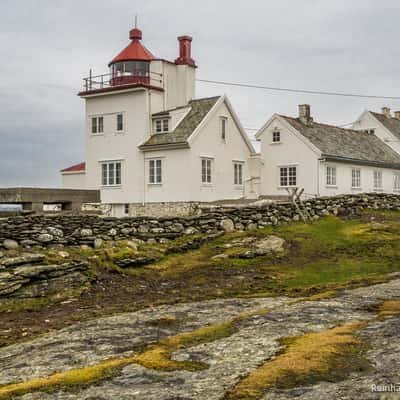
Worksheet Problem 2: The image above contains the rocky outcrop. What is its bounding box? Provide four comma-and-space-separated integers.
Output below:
1, 279, 400, 399
0, 193, 399, 249
0, 254, 89, 300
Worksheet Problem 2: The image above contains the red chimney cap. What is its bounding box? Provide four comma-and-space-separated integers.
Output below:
178, 35, 193, 41
175, 35, 196, 67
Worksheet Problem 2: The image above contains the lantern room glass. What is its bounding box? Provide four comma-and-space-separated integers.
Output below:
110, 61, 150, 86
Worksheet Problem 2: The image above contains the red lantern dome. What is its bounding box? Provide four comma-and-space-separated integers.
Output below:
109, 26, 155, 86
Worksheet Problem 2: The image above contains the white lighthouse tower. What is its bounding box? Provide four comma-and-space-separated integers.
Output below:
77, 24, 197, 210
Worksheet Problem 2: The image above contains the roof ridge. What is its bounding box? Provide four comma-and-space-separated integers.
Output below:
279, 114, 371, 135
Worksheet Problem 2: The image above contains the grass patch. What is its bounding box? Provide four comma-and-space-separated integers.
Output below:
223, 321, 370, 400
378, 300, 400, 319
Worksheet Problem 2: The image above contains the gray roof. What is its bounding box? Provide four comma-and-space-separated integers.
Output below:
371, 112, 400, 141
139, 96, 220, 149
280, 115, 400, 169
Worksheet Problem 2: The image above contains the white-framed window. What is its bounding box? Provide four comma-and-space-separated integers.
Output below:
154, 118, 169, 133
101, 162, 121, 186
326, 166, 337, 186
279, 166, 297, 187
394, 172, 400, 192
221, 117, 227, 141
91, 116, 104, 134
373, 170, 383, 190
149, 159, 162, 184
201, 158, 212, 184
234, 162, 243, 185
351, 168, 361, 189
272, 130, 281, 143
116, 113, 124, 132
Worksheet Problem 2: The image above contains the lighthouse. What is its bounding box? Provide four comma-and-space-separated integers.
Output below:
62, 22, 256, 216
78, 23, 197, 209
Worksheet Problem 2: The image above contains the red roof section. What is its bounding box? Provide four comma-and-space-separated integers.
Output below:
109, 28, 154, 66
61, 162, 85, 173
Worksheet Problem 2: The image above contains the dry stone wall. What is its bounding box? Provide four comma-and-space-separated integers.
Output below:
1, 194, 399, 249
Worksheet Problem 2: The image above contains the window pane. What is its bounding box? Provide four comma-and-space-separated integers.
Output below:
115, 163, 121, 185
102, 164, 107, 185
98, 117, 104, 133
92, 117, 97, 134
156, 159, 162, 183
149, 160, 155, 183
207, 160, 211, 183
221, 118, 226, 140
162, 119, 168, 132
108, 163, 115, 185
117, 114, 123, 131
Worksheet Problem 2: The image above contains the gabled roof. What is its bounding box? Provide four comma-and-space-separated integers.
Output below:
370, 111, 400, 141
139, 96, 221, 149
280, 115, 400, 169
61, 162, 86, 173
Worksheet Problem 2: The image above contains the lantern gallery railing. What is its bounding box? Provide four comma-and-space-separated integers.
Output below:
82, 70, 163, 92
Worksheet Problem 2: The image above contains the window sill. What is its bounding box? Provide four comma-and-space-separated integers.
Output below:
234, 185, 244, 190
270, 142, 282, 145
91, 133, 104, 137
201, 183, 213, 187
278, 185, 297, 189
148, 183, 162, 186
101, 185, 122, 189
325, 185, 338, 189
373, 188, 383, 192
115, 131, 125, 134
351, 187, 362, 190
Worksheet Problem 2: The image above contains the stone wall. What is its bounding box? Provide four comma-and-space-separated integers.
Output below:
1, 193, 399, 249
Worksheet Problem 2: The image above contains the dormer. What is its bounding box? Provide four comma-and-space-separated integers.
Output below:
151, 105, 192, 135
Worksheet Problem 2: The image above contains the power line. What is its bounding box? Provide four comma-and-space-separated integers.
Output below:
197, 78, 400, 100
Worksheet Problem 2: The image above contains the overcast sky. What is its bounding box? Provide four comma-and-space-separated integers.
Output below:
1, 0, 400, 187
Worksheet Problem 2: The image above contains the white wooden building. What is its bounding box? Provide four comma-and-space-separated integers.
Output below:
256, 105, 400, 198
61, 24, 258, 216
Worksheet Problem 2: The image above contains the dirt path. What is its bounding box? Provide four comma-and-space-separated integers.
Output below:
1, 279, 400, 399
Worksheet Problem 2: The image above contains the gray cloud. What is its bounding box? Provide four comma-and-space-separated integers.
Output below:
1, 0, 399, 186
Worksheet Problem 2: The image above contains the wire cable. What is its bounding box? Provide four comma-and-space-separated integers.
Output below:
197, 78, 400, 100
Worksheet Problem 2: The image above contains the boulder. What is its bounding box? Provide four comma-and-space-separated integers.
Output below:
94, 238, 103, 249
184, 227, 198, 235
254, 235, 285, 255
47, 227, 64, 238
3, 239, 19, 250
170, 223, 184, 233
221, 219, 235, 233
108, 228, 117, 236
126, 241, 138, 251
80, 229, 93, 237
37, 234, 54, 243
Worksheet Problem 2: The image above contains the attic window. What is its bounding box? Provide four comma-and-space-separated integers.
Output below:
221, 117, 227, 141
272, 130, 281, 143
363, 129, 375, 134
154, 118, 169, 133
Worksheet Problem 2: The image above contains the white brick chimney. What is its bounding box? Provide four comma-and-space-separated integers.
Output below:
298, 104, 313, 124
382, 107, 391, 118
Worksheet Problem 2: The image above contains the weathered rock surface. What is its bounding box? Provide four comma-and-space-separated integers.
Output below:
0, 261, 89, 299
1, 279, 400, 399
0, 253, 45, 268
